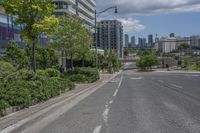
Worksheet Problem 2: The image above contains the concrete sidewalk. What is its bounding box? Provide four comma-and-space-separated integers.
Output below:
0, 72, 121, 132
155, 70, 200, 74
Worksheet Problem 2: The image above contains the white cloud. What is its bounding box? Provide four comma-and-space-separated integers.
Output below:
97, 0, 200, 16
118, 18, 146, 33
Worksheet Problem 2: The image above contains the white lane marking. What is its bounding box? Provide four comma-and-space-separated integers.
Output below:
118, 75, 123, 88
158, 80, 164, 83
131, 77, 143, 80
113, 89, 119, 97
93, 125, 102, 133
170, 84, 183, 89
109, 100, 113, 104
103, 108, 110, 123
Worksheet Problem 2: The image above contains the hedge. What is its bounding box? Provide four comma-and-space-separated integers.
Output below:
64, 67, 100, 83
0, 64, 75, 116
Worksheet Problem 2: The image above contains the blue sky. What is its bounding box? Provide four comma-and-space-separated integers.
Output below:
133, 12, 200, 38
96, 0, 200, 39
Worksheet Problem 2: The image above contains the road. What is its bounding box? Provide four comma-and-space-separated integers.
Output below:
7, 63, 200, 133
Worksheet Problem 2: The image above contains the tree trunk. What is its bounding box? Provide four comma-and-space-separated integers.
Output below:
70, 53, 74, 70
82, 56, 85, 67
65, 51, 68, 70
32, 41, 36, 72
61, 50, 64, 66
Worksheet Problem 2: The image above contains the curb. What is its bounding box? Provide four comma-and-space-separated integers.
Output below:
0, 71, 121, 133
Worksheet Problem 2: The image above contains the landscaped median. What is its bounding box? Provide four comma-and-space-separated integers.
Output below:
0, 61, 100, 117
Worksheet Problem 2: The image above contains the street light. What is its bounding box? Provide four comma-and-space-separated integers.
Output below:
94, 6, 118, 69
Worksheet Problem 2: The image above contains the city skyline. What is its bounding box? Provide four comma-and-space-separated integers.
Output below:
96, 0, 200, 37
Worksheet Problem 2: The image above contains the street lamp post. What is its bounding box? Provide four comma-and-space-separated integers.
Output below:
94, 6, 118, 69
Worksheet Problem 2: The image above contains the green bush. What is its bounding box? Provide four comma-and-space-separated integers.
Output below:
36, 68, 60, 78
45, 68, 60, 77
0, 100, 9, 116
64, 67, 99, 83
0, 69, 75, 116
69, 74, 87, 83
0, 61, 15, 80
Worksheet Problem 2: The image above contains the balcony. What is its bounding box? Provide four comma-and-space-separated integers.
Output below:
78, 3, 95, 19
79, 0, 95, 12
53, 0, 76, 5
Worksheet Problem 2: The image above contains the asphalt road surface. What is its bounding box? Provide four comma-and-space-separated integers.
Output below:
10, 63, 200, 133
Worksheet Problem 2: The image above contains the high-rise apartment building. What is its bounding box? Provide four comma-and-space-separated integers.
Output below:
53, 0, 96, 26
148, 34, 153, 48
124, 34, 129, 48
96, 20, 123, 58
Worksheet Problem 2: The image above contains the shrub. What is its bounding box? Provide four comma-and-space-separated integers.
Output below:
0, 100, 9, 116
45, 68, 60, 77
0, 69, 75, 114
0, 61, 15, 80
69, 74, 87, 83
64, 67, 99, 83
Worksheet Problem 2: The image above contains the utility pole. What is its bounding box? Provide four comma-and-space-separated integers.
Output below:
94, 6, 118, 69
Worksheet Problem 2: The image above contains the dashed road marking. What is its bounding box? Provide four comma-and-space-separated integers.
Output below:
103, 108, 110, 123
158, 80, 164, 83
109, 100, 113, 104
131, 77, 143, 80
113, 89, 119, 97
93, 125, 102, 133
170, 84, 183, 89
118, 75, 123, 88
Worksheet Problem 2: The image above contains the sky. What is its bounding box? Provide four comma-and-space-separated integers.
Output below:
96, 0, 200, 39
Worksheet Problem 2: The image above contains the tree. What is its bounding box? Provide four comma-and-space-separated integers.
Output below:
2, 0, 58, 72
137, 54, 160, 70
5, 41, 29, 69
25, 45, 59, 69
178, 44, 190, 51
51, 16, 91, 69
75, 28, 93, 67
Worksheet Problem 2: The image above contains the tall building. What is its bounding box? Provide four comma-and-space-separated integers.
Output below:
138, 38, 147, 49
170, 33, 175, 38
124, 34, 129, 48
190, 36, 200, 48
0, 5, 25, 54
148, 34, 153, 48
131, 36, 135, 48
155, 35, 190, 53
96, 20, 123, 58
53, 0, 96, 26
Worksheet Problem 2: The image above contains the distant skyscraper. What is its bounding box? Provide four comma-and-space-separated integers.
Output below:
142, 38, 147, 48
138, 38, 143, 49
148, 34, 153, 48
131, 36, 136, 48
125, 34, 129, 48
170, 33, 175, 37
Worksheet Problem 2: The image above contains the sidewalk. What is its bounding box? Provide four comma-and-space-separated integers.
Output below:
0, 72, 121, 132
154, 69, 200, 74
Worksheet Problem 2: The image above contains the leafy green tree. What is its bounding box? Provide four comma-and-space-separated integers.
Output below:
137, 48, 160, 70
178, 44, 190, 51
137, 54, 160, 70
2, 0, 58, 72
51, 16, 90, 69
76, 28, 93, 67
25, 45, 59, 69
5, 41, 29, 69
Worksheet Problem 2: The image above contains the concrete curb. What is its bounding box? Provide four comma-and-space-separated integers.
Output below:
0, 71, 121, 133
155, 71, 200, 74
